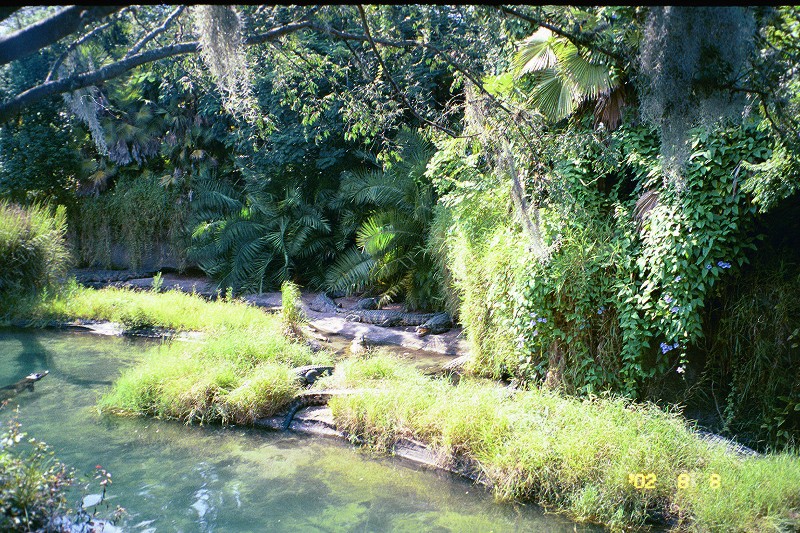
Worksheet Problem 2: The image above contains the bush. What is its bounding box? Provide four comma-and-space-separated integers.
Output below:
0, 415, 73, 531
0, 201, 70, 308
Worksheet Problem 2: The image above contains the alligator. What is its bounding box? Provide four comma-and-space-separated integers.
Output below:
344, 309, 437, 328
0, 371, 49, 401
415, 312, 453, 336
292, 364, 334, 386
282, 389, 358, 430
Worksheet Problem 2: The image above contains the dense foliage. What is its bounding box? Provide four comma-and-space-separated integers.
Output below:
1, 4, 800, 449
0, 201, 69, 309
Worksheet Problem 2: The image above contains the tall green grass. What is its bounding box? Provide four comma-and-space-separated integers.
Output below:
99, 330, 328, 424
0, 201, 70, 309
5, 283, 277, 332
321, 354, 800, 531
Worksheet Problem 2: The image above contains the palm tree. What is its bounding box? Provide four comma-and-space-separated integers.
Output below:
325, 129, 442, 310
512, 27, 625, 129
189, 177, 335, 294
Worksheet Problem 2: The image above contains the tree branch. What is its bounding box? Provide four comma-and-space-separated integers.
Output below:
0, 22, 316, 123
355, 5, 457, 136
46, 16, 121, 82
497, 5, 623, 62
0, 7, 20, 25
125, 6, 185, 59
0, 6, 122, 66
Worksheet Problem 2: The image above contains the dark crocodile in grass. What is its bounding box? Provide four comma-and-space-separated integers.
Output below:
344, 309, 437, 327
292, 365, 334, 386
282, 389, 358, 430
415, 312, 454, 336
0, 371, 49, 401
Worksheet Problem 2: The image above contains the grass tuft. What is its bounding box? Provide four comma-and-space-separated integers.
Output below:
323, 354, 800, 531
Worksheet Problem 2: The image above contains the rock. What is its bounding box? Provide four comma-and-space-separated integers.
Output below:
350, 333, 367, 355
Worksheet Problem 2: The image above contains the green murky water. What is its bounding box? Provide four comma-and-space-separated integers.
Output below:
0, 328, 600, 532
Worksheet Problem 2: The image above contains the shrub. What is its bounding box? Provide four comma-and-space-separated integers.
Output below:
0, 415, 73, 531
0, 201, 70, 308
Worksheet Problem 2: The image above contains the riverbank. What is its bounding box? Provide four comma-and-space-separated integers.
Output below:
3, 284, 799, 531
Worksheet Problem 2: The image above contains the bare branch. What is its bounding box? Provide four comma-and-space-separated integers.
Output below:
125, 6, 185, 59
0, 22, 315, 123
0, 6, 122, 66
355, 5, 457, 136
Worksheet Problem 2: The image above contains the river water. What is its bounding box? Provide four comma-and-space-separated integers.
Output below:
0, 328, 601, 532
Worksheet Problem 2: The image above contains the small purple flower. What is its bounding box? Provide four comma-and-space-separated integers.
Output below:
532, 329, 539, 337
660, 342, 672, 354
664, 295, 674, 304
670, 306, 680, 313
706, 264, 713, 270
674, 275, 682, 283
673, 342, 680, 349
537, 317, 547, 323
717, 261, 731, 269
516, 335, 525, 349
598, 306, 606, 315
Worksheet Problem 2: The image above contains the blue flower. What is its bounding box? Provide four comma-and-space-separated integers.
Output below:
673, 342, 680, 349
717, 261, 731, 269
537, 317, 547, 323
664, 295, 674, 304
660, 342, 673, 354
674, 275, 682, 282
670, 306, 680, 313
597, 306, 606, 315
706, 264, 713, 270
532, 329, 539, 337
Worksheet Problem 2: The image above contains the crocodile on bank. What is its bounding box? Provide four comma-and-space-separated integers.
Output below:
415, 312, 453, 336
282, 389, 358, 430
0, 371, 49, 401
344, 309, 437, 328
308, 293, 342, 313
292, 364, 334, 386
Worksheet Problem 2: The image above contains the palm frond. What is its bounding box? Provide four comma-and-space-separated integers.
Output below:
325, 247, 375, 294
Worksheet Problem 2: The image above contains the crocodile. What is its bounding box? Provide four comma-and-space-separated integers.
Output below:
308, 293, 342, 313
282, 389, 358, 430
415, 312, 453, 336
0, 371, 49, 401
695, 430, 761, 458
353, 297, 380, 310
345, 309, 437, 327
292, 364, 334, 386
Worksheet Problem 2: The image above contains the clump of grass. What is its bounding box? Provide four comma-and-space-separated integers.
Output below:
324, 354, 800, 531
6, 285, 279, 333
0, 201, 70, 311
280, 280, 305, 338
100, 329, 332, 424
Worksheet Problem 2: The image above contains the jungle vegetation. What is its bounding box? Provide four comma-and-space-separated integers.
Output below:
1, 5, 800, 529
